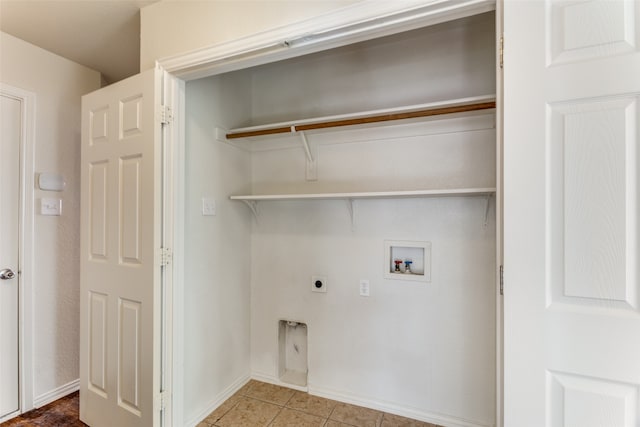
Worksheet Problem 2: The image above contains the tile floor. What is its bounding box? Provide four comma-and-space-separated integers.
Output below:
198, 380, 441, 427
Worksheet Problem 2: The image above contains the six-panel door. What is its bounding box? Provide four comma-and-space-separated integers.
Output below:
504, 1, 640, 426
80, 68, 162, 427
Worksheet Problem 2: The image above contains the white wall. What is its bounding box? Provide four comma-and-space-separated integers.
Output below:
0, 32, 101, 404
182, 74, 253, 425
248, 118, 497, 427
140, 0, 360, 71
245, 13, 496, 128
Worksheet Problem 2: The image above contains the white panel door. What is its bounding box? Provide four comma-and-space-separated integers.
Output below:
0, 92, 21, 420
504, 1, 640, 426
80, 68, 163, 427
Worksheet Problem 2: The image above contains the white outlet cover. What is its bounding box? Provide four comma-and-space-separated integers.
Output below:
202, 197, 216, 216
311, 275, 327, 293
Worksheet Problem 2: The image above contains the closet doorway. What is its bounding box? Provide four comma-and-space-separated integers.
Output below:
162, 2, 502, 426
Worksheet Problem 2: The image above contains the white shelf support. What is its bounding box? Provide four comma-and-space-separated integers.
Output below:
299, 131, 318, 181
299, 131, 313, 162
346, 198, 356, 229
483, 194, 492, 227
242, 199, 260, 223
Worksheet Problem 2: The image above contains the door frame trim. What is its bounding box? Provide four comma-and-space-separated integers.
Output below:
160, 68, 185, 427
0, 83, 36, 420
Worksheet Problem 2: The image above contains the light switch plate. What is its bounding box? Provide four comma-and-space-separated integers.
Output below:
359, 279, 370, 297
41, 198, 62, 216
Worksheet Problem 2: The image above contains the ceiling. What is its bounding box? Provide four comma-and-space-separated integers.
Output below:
0, 0, 160, 84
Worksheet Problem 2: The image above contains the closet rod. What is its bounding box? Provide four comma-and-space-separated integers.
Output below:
226, 101, 496, 140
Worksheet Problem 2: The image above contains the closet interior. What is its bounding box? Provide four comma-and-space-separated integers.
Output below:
183, 10, 497, 427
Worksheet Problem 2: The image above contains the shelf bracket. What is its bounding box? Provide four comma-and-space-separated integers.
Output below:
483, 194, 492, 227
241, 200, 260, 223
299, 130, 313, 162
298, 130, 318, 181
346, 198, 356, 230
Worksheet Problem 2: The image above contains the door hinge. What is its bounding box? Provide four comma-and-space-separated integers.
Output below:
159, 105, 173, 125
155, 391, 170, 411
499, 265, 504, 295
157, 247, 173, 266
499, 35, 504, 69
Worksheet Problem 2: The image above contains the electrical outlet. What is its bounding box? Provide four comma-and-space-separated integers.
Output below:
359, 279, 370, 297
311, 275, 327, 293
202, 197, 216, 216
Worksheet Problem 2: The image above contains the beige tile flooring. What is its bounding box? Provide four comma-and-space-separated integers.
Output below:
198, 380, 441, 427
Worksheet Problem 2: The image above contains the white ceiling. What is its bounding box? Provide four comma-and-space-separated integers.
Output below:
0, 0, 160, 84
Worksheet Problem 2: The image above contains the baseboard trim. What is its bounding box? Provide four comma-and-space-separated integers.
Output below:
308, 384, 493, 427
0, 409, 21, 424
185, 374, 250, 427
33, 379, 80, 408
250, 371, 308, 392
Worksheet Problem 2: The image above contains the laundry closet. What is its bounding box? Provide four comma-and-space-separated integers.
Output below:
182, 10, 498, 427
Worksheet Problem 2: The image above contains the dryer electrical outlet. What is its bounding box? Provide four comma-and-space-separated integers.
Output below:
311, 276, 327, 293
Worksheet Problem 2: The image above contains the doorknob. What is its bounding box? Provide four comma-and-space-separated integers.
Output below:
0, 269, 16, 280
